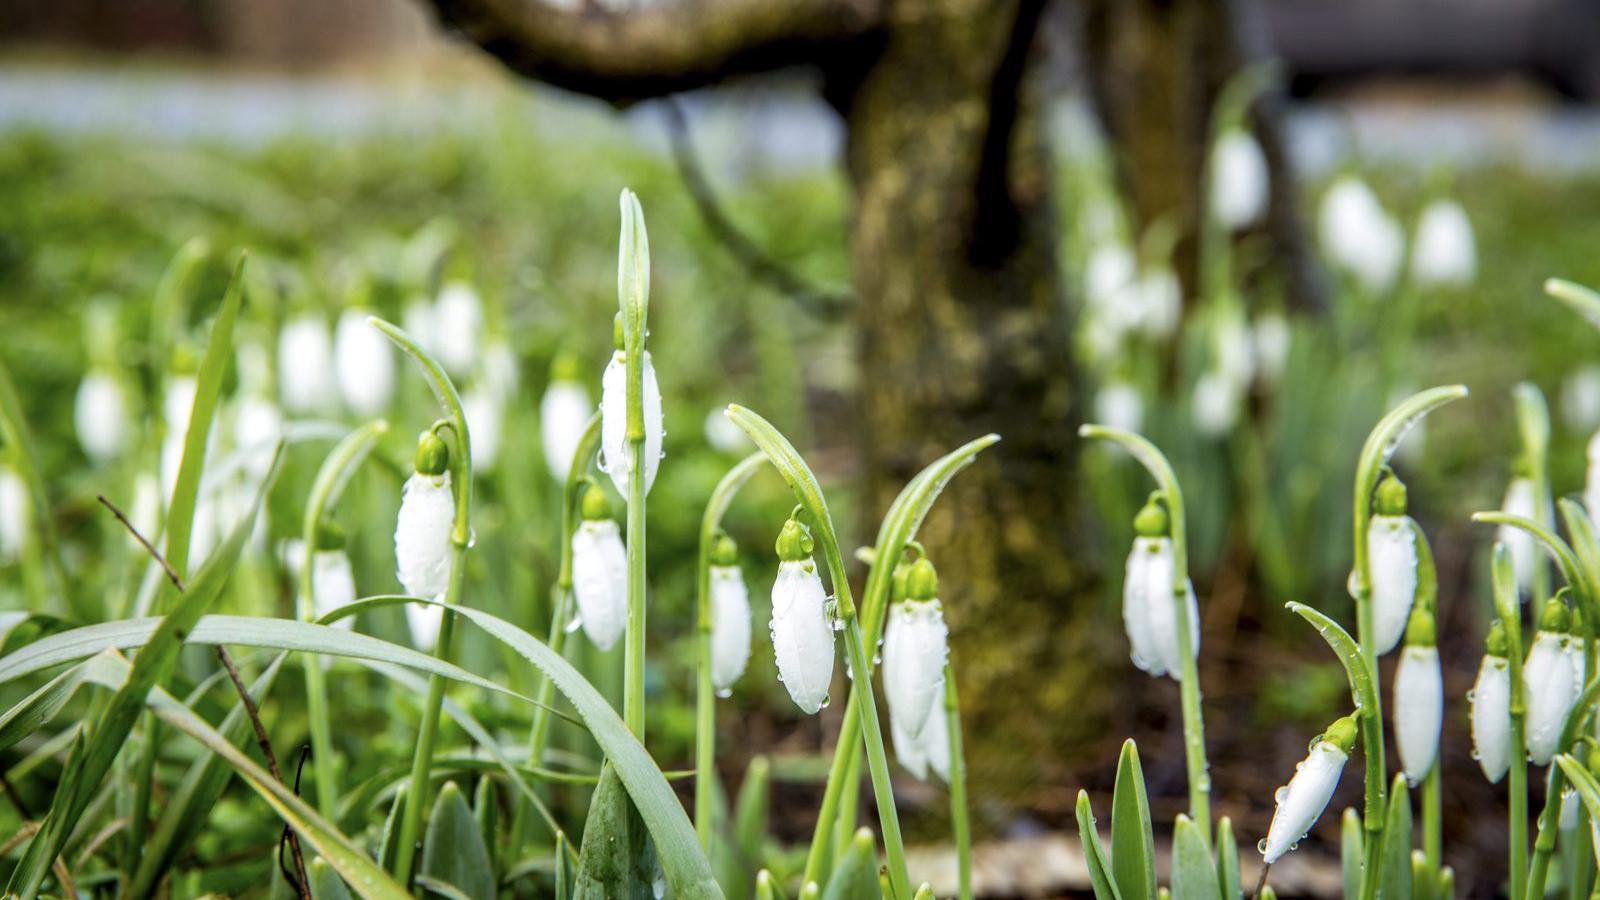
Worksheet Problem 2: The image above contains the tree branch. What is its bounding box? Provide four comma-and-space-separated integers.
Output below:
423, 0, 885, 102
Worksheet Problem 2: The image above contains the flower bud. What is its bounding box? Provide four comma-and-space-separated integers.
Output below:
74, 370, 129, 465
334, 309, 395, 416
1394, 610, 1441, 785
540, 355, 593, 481
1122, 530, 1199, 680
710, 554, 752, 695
770, 518, 834, 715
884, 559, 949, 741
1525, 601, 1579, 766
571, 491, 626, 652
278, 313, 335, 415
395, 433, 456, 642
415, 431, 449, 477
1471, 632, 1512, 782
1367, 505, 1418, 656
599, 348, 664, 497
1210, 128, 1269, 230
1260, 715, 1357, 864
1411, 199, 1476, 288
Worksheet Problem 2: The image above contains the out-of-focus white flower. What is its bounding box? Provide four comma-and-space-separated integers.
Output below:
1586, 431, 1600, 521
129, 473, 161, 549
599, 349, 664, 498
1214, 315, 1256, 388
1252, 314, 1292, 385
1394, 619, 1442, 785
704, 407, 752, 455
395, 434, 455, 610
1471, 638, 1511, 783
1192, 370, 1240, 438
334, 309, 395, 416
1095, 381, 1144, 434
433, 281, 483, 377
278, 314, 335, 415
883, 559, 949, 741
75, 370, 128, 464
1562, 367, 1600, 433
1122, 500, 1199, 680
311, 548, 357, 631
403, 296, 437, 352
571, 488, 627, 652
1411, 199, 1476, 288
1500, 476, 1546, 595
1368, 474, 1418, 655
1210, 129, 1270, 230
770, 518, 834, 715
462, 387, 502, 471
1085, 244, 1136, 311
233, 395, 283, 482
1320, 176, 1403, 295
709, 534, 751, 694
1261, 715, 1357, 864
0, 465, 29, 563
483, 339, 519, 402
160, 375, 199, 501
1525, 604, 1579, 766
1135, 268, 1182, 340
541, 374, 593, 482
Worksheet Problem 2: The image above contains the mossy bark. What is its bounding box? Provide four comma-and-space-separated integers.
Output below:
834, 0, 1085, 800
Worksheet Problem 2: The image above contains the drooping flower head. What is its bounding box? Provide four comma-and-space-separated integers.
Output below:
1261, 714, 1359, 864
1470, 620, 1512, 783
770, 514, 835, 715
74, 302, 129, 465
1121, 496, 1200, 680
335, 294, 396, 416
1525, 596, 1579, 766
1210, 128, 1270, 230
1411, 198, 1476, 288
1394, 606, 1442, 785
278, 310, 335, 416
709, 532, 752, 695
433, 280, 484, 378
571, 480, 627, 652
1368, 472, 1419, 655
395, 431, 455, 650
1499, 467, 1547, 596
884, 556, 951, 742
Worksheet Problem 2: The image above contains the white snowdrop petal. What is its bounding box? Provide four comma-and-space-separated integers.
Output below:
1262, 742, 1348, 864
1122, 537, 1163, 676
922, 683, 951, 783
164, 376, 197, 438
484, 341, 519, 402
599, 351, 664, 497
1138, 538, 1200, 680
278, 315, 335, 415
1525, 632, 1577, 766
395, 472, 455, 600
1210, 130, 1270, 230
1500, 478, 1543, 594
770, 560, 835, 714
1085, 244, 1136, 310
1470, 654, 1511, 783
1367, 515, 1418, 655
1253, 314, 1291, 384
892, 697, 928, 780
541, 381, 594, 481
883, 600, 949, 741
1586, 430, 1600, 521
433, 282, 484, 377
571, 519, 628, 652
334, 310, 395, 416
1564, 368, 1600, 433
407, 604, 444, 653
310, 549, 357, 631
1394, 645, 1442, 785
710, 565, 752, 693
1411, 200, 1476, 287
463, 388, 503, 470
75, 372, 128, 463
1562, 786, 1580, 831
1192, 370, 1240, 437
0, 467, 29, 562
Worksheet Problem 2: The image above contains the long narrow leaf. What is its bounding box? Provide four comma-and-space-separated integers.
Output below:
1110, 740, 1157, 900
1075, 791, 1123, 900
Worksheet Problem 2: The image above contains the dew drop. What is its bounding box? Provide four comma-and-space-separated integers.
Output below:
1257, 839, 1269, 854
716, 687, 732, 699
1274, 786, 1289, 803
565, 615, 583, 634
820, 694, 831, 709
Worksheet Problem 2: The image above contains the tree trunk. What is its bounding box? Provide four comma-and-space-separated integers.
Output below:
832, 0, 1085, 800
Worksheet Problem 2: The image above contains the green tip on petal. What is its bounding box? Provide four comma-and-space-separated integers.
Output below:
1133, 494, 1170, 538
579, 480, 611, 521
1323, 713, 1360, 754
906, 557, 939, 601
776, 517, 813, 562
1374, 471, 1408, 517
1403, 606, 1436, 647
414, 430, 449, 476
710, 531, 739, 567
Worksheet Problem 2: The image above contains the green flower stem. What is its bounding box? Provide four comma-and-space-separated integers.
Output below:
299, 420, 389, 819
944, 663, 973, 900
617, 188, 651, 741
694, 453, 765, 847
1514, 383, 1554, 602
1079, 424, 1210, 842
624, 439, 647, 738
1422, 764, 1441, 869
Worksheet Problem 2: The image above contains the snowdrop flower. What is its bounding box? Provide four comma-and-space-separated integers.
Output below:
1499, 474, 1546, 595
160, 370, 198, 500
233, 394, 283, 482
402, 295, 436, 353
884, 558, 951, 741
1260, 714, 1358, 864
1210, 128, 1270, 230
1525, 599, 1579, 766
599, 317, 664, 498
74, 370, 129, 465
1085, 243, 1136, 311
1252, 314, 1292, 385
1586, 431, 1600, 521
1562, 367, 1600, 433
1470, 622, 1512, 783
1134, 268, 1182, 340
483, 339, 519, 402
334, 308, 395, 416
128, 473, 161, 549
1122, 499, 1200, 679
892, 676, 953, 783
704, 407, 752, 455
1192, 370, 1240, 438
1411, 199, 1476, 288
770, 516, 835, 714
1367, 474, 1419, 655
462, 387, 502, 470
287, 527, 358, 632
1561, 782, 1580, 831
395, 432, 455, 650
1394, 608, 1442, 785
278, 313, 335, 415
709, 533, 752, 694
540, 355, 593, 481
433, 281, 483, 377
570, 482, 627, 652
0, 464, 29, 563
1319, 175, 1402, 295
1095, 381, 1144, 434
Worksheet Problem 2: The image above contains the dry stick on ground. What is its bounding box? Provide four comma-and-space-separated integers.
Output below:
96, 495, 312, 900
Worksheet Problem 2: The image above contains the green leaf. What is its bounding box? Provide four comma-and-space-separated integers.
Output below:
1215, 817, 1241, 900
379, 786, 408, 874
735, 756, 772, 870
313, 857, 356, 900
441, 602, 722, 897
422, 782, 496, 900
1410, 850, 1435, 900
1076, 791, 1124, 900
1380, 774, 1413, 900
1341, 808, 1363, 900
574, 765, 655, 900
756, 870, 784, 900
474, 776, 499, 873
0, 356, 67, 613
820, 829, 881, 900
1111, 740, 1157, 900
1470, 511, 1587, 609
1546, 278, 1600, 332
164, 253, 247, 580
0, 661, 92, 754
1284, 604, 1379, 741
1171, 815, 1221, 900
7, 441, 279, 900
